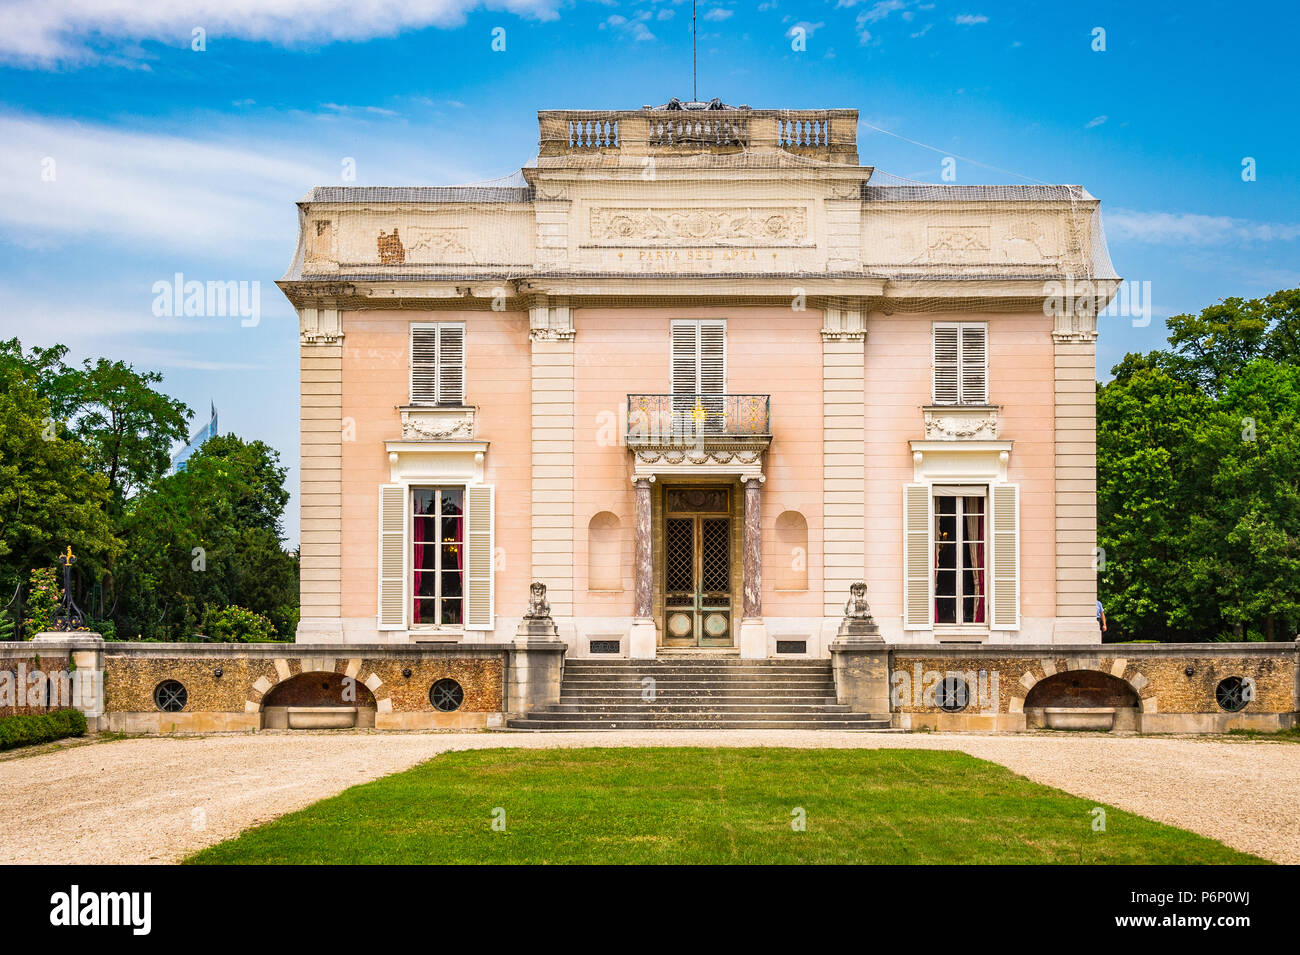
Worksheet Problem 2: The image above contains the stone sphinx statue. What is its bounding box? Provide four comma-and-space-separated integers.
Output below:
843, 581, 872, 620
524, 581, 552, 620
836, 581, 882, 643
516, 580, 562, 644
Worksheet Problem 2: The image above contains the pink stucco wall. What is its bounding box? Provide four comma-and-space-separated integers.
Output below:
570, 307, 824, 621
338, 309, 533, 623
864, 312, 1057, 627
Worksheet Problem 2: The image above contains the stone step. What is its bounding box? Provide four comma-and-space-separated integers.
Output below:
535, 706, 852, 712
564, 665, 826, 670
559, 686, 832, 691
505, 717, 894, 731
556, 696, 837, 701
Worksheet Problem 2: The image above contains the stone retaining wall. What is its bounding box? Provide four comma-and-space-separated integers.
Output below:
888, 643, 1299, 733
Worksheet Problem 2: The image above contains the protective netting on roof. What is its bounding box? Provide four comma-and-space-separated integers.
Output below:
283, 105, 1119, 314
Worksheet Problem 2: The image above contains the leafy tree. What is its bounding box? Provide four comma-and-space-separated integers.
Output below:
113, 434, 296, 639
1165, 288, 1300, 395
1100, 292, 1300, 641
61, 358, 191, 508
0, 363, 119, 587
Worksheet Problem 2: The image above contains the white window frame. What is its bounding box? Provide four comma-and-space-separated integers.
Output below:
410, 322, 466, 406
932, 487, 989, 630
931, 322, 988, 405
409, 485, 467, 630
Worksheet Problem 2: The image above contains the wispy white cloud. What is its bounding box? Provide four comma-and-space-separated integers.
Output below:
601, 12, 656, 41
703, 8, 734, 20
0, 0, 563, 66
1106, 209, 1300, 245
1085, 114, 1107, 128
954, 13, 988, 25
0, 113, 325, 250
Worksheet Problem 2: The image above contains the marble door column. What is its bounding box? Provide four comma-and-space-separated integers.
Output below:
739, 476, 768, 659
628, 476, 657, 658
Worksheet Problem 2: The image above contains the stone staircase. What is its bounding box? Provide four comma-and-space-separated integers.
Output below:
505, 658, 894, 730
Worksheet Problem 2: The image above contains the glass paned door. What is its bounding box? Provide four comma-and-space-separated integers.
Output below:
412, 487, 464, 626
663, 488, 732, 647
934, 493, 986, 625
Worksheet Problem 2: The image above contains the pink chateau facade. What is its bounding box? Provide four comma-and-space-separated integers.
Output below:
279, 102, 1117, 657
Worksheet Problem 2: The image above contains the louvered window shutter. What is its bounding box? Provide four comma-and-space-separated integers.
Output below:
377, 485, 406, 629
410, 324, 466, 405
960, 324, 988, 404
698, 320, 726, 394
465, 485, 495, 629
990, 484, 1020, 629
438, 324, 465, 404
932, 324, 959, 404
411, 326, 438, 404
671, 321, 699, 395
903, 484, 932, 629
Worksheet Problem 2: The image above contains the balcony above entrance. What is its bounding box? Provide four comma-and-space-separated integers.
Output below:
626, 393, 771, 478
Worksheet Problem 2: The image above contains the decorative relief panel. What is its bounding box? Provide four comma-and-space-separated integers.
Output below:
666, 486, 731, 512
638, 448, 764, 468
589, 207, 808, 246
922, 406, 999, 441
400, 406, 476, 441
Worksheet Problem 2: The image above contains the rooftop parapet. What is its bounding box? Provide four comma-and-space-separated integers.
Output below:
537, 105, 860, 164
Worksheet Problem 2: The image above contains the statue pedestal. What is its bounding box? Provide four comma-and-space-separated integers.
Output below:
828, 616, 890, 717
739, 619, 768, 659
507, 616, 566, 714
629, 619, 657, 659
30, 632, 106, 729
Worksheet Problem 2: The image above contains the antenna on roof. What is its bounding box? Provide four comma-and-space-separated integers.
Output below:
692, 0, 697, 102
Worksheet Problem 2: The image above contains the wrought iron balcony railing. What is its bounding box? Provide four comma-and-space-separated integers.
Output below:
626, 394, 771, 444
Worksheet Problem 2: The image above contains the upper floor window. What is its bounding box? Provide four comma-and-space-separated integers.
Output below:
932, 322, 987, 405
411, 323, 465, 405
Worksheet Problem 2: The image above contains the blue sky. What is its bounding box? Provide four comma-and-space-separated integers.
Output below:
3, 0, 1298, 547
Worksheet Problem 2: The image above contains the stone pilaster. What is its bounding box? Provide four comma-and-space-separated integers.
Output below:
1052, 314, 1099, 641
821, 307, 868, 618
297, 306, 344, 641
529, 301, 575, 620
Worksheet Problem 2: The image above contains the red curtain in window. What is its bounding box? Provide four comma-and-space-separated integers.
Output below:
966, 510, 985, 623
412, 514, 426, 623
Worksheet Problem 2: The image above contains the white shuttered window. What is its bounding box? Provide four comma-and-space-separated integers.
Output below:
989, 483, 1020, 630
932, 323, 988, 405
902, 484, 932, 629
465, 485, 495, 629
670, 320, 726, 394
377, 485, 406, 629
411, 323, 466, 405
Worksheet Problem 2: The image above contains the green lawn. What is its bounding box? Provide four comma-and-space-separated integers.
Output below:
188, 747, 1266, 865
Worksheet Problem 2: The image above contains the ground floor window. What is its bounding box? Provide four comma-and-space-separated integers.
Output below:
934, 491, 986, 625
412, 487, 464, 626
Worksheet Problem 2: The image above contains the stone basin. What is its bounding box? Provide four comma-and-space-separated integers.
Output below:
286, 706, 359, 729
1043, 706, 1115, 731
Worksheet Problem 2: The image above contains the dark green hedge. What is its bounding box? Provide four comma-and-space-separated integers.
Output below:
0, 709, 88, 751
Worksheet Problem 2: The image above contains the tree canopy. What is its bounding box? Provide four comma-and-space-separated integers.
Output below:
1099, 288, 1300, 641
0, 339, 297, 641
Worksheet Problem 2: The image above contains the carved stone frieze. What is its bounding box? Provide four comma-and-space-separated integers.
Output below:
922, 405, 999, 441
589, 207, 808, 246
634, 447, 764, 466
400, 406, 476, 441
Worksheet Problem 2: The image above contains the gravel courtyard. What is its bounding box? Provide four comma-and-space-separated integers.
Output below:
2, 730, 1295, 865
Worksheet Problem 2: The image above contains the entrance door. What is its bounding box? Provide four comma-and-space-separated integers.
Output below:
663, 487, 732, 647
